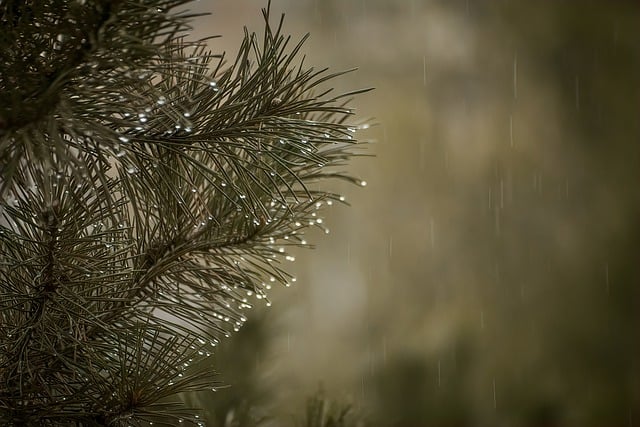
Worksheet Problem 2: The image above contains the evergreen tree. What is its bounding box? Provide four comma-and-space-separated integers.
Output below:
0, 1, 369, 424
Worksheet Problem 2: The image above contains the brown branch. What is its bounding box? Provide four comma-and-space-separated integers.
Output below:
0, 0, 124, 136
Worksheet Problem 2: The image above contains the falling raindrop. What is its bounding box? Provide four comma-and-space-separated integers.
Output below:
422, 55, 427, 86
430, 218, 435, 249
575, 75, 580, 111
509, 115, 514, 147
493, 378, 497, 409
513, 52, 518, 100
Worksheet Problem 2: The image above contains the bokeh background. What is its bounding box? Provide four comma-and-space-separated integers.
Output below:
185, 1, 640, 426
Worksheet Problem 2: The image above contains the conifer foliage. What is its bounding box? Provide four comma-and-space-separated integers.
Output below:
0, 1, 368, 424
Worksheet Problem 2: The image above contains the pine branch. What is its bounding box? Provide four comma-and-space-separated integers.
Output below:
0, 1, 370, 424
0, 0, 201, 193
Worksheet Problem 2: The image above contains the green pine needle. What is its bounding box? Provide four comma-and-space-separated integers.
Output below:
0, 0, 370, 423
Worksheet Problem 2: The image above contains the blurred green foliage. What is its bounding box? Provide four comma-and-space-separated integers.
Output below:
190, 1, 640, 426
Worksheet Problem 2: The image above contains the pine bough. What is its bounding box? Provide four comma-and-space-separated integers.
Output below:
0, 1, 369, 425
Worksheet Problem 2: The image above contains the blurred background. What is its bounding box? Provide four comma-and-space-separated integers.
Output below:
185, 1, 640, 426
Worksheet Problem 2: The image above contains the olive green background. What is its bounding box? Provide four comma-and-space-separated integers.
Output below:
186, 1, 639, 426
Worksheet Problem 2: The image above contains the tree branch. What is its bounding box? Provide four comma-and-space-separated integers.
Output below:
0, 0, 123, 135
